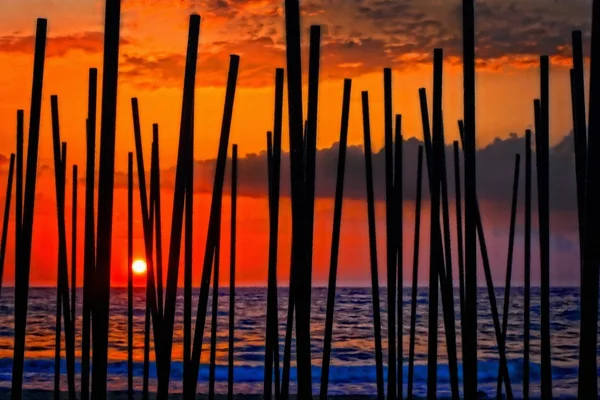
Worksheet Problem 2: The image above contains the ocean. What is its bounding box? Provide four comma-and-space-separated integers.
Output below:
0, 287, 595, 397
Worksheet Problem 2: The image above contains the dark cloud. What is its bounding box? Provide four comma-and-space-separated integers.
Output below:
118, 0, 592, 88
142, 130, 577, 213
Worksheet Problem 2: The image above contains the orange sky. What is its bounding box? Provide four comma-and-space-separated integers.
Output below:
0, 0, 589, 286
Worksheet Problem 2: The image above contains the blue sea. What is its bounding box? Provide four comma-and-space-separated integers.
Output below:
0, 287, 596, 397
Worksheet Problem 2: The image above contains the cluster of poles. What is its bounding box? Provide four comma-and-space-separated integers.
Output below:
0, 0, 599, 399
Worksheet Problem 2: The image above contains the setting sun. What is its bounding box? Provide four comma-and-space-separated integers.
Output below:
132, 260, 147, 275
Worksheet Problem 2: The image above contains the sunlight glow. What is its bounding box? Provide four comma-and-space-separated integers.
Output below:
132, 259, 147, 275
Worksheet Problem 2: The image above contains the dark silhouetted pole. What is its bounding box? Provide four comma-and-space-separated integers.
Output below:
265, 68, 284, 400
92, 0, 122, 394
383, 67, 397, 400
361, 91, 385, 399
71, 165, 77, 338
524, 130, 532, 400
538, 56, 553, 399
209, 215, 221, 400
393, 113, 404, 400
407, 146, 423, 400
320, 79, 352, 400
228, 144, 238, 400
496, 155, 520, 398
15, 110, 23, 298
462, 0, 478, 394
82, 67, 97, 400
184, 98, 194, 371
432, 49, 460, 400
127, 152, 134, 400
160, 16, 202, 398
0, 154, 15, 298
51, 97, 76, 400
453, 139, 466, 363
578, 1, 600, 396
151, 124, 164, 319
187, 54, 239, 397
12, 19, 47, 399
55, 143, 67, 400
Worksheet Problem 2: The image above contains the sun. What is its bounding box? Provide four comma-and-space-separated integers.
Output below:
132, 259, 147, 275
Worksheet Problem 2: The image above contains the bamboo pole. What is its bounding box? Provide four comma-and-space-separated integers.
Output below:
320, 79, 352, 399
578, 3, 600, 395
462, 0, 478, 394
54, 142, 66, 400
184, 92, 195, 371
51, 97, 76, 400
228, 144, 238, 400
0, 154, 15, 298
407, 146, 423, 400
383, 67, 397, 400
208, 214, 222, 400
151, 123, 164, 319
360, 91, 385, 399
160, 17, 202, 398
538, 56, 553, 399
127, 152, 134, 400
496, 155, 520, 398
523, 130, 532, 400
265, 68, 284, 400
452, 139, 466, 369
92, 0, 122, 393
393, 113, 404, 400
432, 49, 460, 400
12, 19, 47, 398
458, 123, 512, 398
71, 165, 77, 339
82, 67, 97, 400
187, 54, 240, 397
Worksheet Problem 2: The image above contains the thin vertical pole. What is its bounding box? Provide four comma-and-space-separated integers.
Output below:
228, 144, 238, 400
361, 91, 385, 399
71, 165, 77, 336
383, 67, 397, 400
51, 98, 77, 400
407, 146, 423, 400
458, 126, 512, 399
127, 152, 134, 400
161, 16, 202, 398
82, 67, 97, 400
578, 1, 600, 395
0, 155, 15, 298
184, 96, 195, 371
432, 49, 460, 400
320, 79, 352, 400
393, 113, 403, 400
12, 19, 47, 399
209, 217, 221, 400
453, 139, 466, 367
571, 31, 587, 273
92, 0, 122, 393
462, 0, 478, 393
152, 124, 164, 319
523, 130, 532, 400
496, 155, 520, 398
187, 54, 240, 397
15, 110, 23, 293
55, 143, 67, 400
538, 56, 553, 399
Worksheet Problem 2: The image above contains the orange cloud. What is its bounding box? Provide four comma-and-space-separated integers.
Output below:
0, 32, 132, 57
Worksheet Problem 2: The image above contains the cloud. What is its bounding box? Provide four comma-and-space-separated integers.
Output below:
114, 0, 593, 87
140, 130, 577, 213
0, 32, 132, 57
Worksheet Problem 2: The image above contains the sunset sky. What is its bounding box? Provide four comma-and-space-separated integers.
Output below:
0, 0, 591, 287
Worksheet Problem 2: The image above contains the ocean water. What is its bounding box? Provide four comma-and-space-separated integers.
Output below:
0, 287, 596, 397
